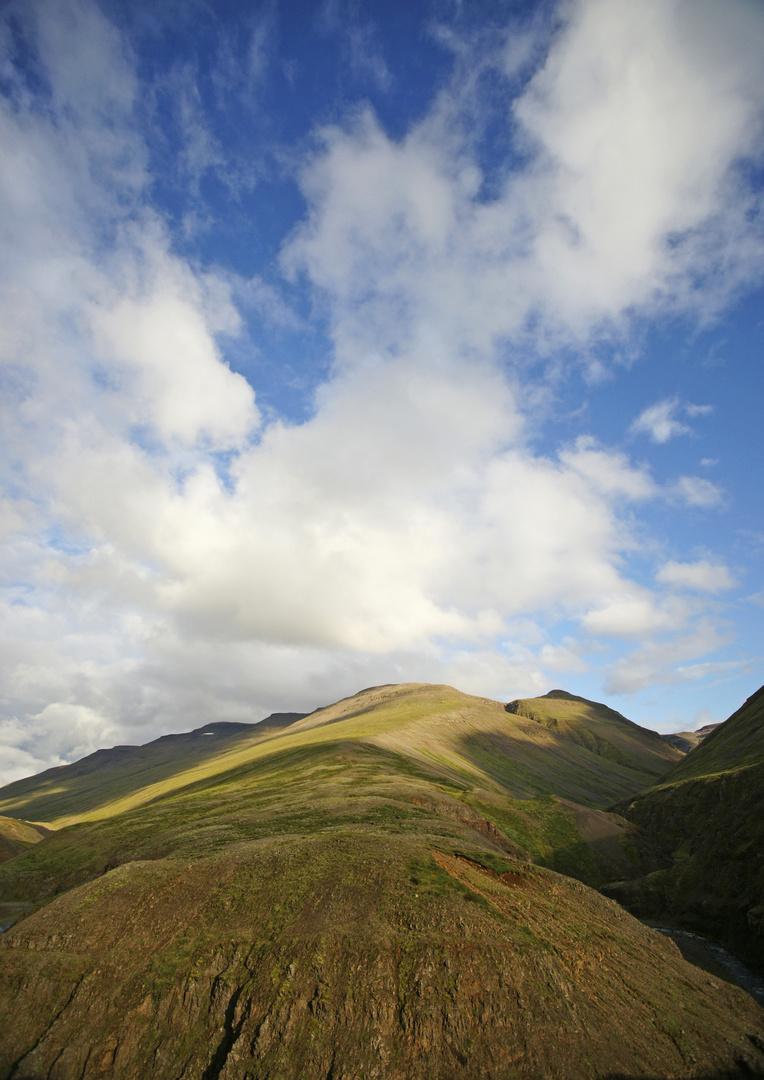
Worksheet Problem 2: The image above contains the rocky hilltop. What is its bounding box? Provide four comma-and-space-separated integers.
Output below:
0, 683, 762, 1080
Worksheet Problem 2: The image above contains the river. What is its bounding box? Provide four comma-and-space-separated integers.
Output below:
644, 921, 764, 1006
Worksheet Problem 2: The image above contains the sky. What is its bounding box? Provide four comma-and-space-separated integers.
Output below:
1, 0, 763, 784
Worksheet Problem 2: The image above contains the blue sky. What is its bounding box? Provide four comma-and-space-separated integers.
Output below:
1, 0, 763, 782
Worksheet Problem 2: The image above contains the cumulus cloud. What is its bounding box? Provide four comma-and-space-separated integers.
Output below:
656, 560, 736, 593
581, 592, 692, 639
604, 622, 732, 695
514, 0, 764, 327
286, 0, 764, 370
630, 397, 715, 443
1, 0, 763, 777
669, 475, 725, 509
630, 398, 691, 443
88, 238, 257, 448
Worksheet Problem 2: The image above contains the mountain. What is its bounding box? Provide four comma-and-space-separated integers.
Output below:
665, 685, 764, 780
608, 684, 764, 971
0, 683, 762, 1080
0, 684, 680, 830
0, 714, 306, 828
505, 689, 680, 780
0, 817, 49, 863
662, 723, 720, 755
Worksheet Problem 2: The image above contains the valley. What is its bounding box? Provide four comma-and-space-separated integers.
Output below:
0, 683, 762, 1079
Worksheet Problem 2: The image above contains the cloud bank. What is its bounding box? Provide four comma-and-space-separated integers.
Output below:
0, 0, 763, 781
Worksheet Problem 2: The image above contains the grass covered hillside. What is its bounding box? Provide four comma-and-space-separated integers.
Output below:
0, 684, 680, 831
665, 684, 764, 781
0, 817, 49, 864
609, 684, 764, 971
0, 683, 762, 1079
662, 724, 720, 755
506, 689, 680, 781
0, 715, 306, 827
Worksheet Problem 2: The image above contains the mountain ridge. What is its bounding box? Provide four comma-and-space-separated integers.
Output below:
0, 682, 761, 1078
608, 683, 764, 972
0, 684, 680, 829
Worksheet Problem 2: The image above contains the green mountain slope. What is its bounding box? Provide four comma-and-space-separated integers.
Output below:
0, 684, 680, 831
0, 685, 761, 1079
666, 684, 764, 780
506, 689, 680, 778
662, 723, 720, 755
609, 684, 764, 971
0, 714, 306, 827
0, 817, 49, 863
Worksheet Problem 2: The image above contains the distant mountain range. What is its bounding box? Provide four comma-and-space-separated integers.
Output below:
0, 683, 761, 1079
661, 722, 721, 755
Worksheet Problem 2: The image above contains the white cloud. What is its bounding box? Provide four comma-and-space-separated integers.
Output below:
604, 621, 731, 695
88, 237, 258, 448
670, 475, 725, 508
513, 0, 764, 330
691, 706, 717, 730
537, 640, 589, 674
231, 274, 305, 331
1, 0, 763, 774
31, 0, 138, 120
675, 659, 749, 684
581, 591, 691, 638
630, 398, 690, 443
559, 437, 655, 499
630, 398, 715, 443
656, 559, 735, 593
286, 0, 764, 370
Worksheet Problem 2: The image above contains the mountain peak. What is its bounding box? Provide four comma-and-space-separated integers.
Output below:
540, 689, 586, 701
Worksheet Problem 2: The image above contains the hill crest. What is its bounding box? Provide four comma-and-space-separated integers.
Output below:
0, 684, 761, 1079
0, 683, 681, 829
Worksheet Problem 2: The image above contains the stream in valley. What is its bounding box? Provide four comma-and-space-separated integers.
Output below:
645, 922, 764, 1006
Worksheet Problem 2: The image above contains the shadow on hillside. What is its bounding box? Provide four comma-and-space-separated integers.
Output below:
456, 726, 639, 805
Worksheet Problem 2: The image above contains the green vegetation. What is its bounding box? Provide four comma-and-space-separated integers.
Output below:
610, 684, 764, 971
0, 683, 680, 830
408, 854, 489, 906
0, 682, 761, 1079
0, 816, 49, 864
468, 793, 603, 886
506, 689, 680, 781
663, 684, 764, 782
661, 723, 719, 755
